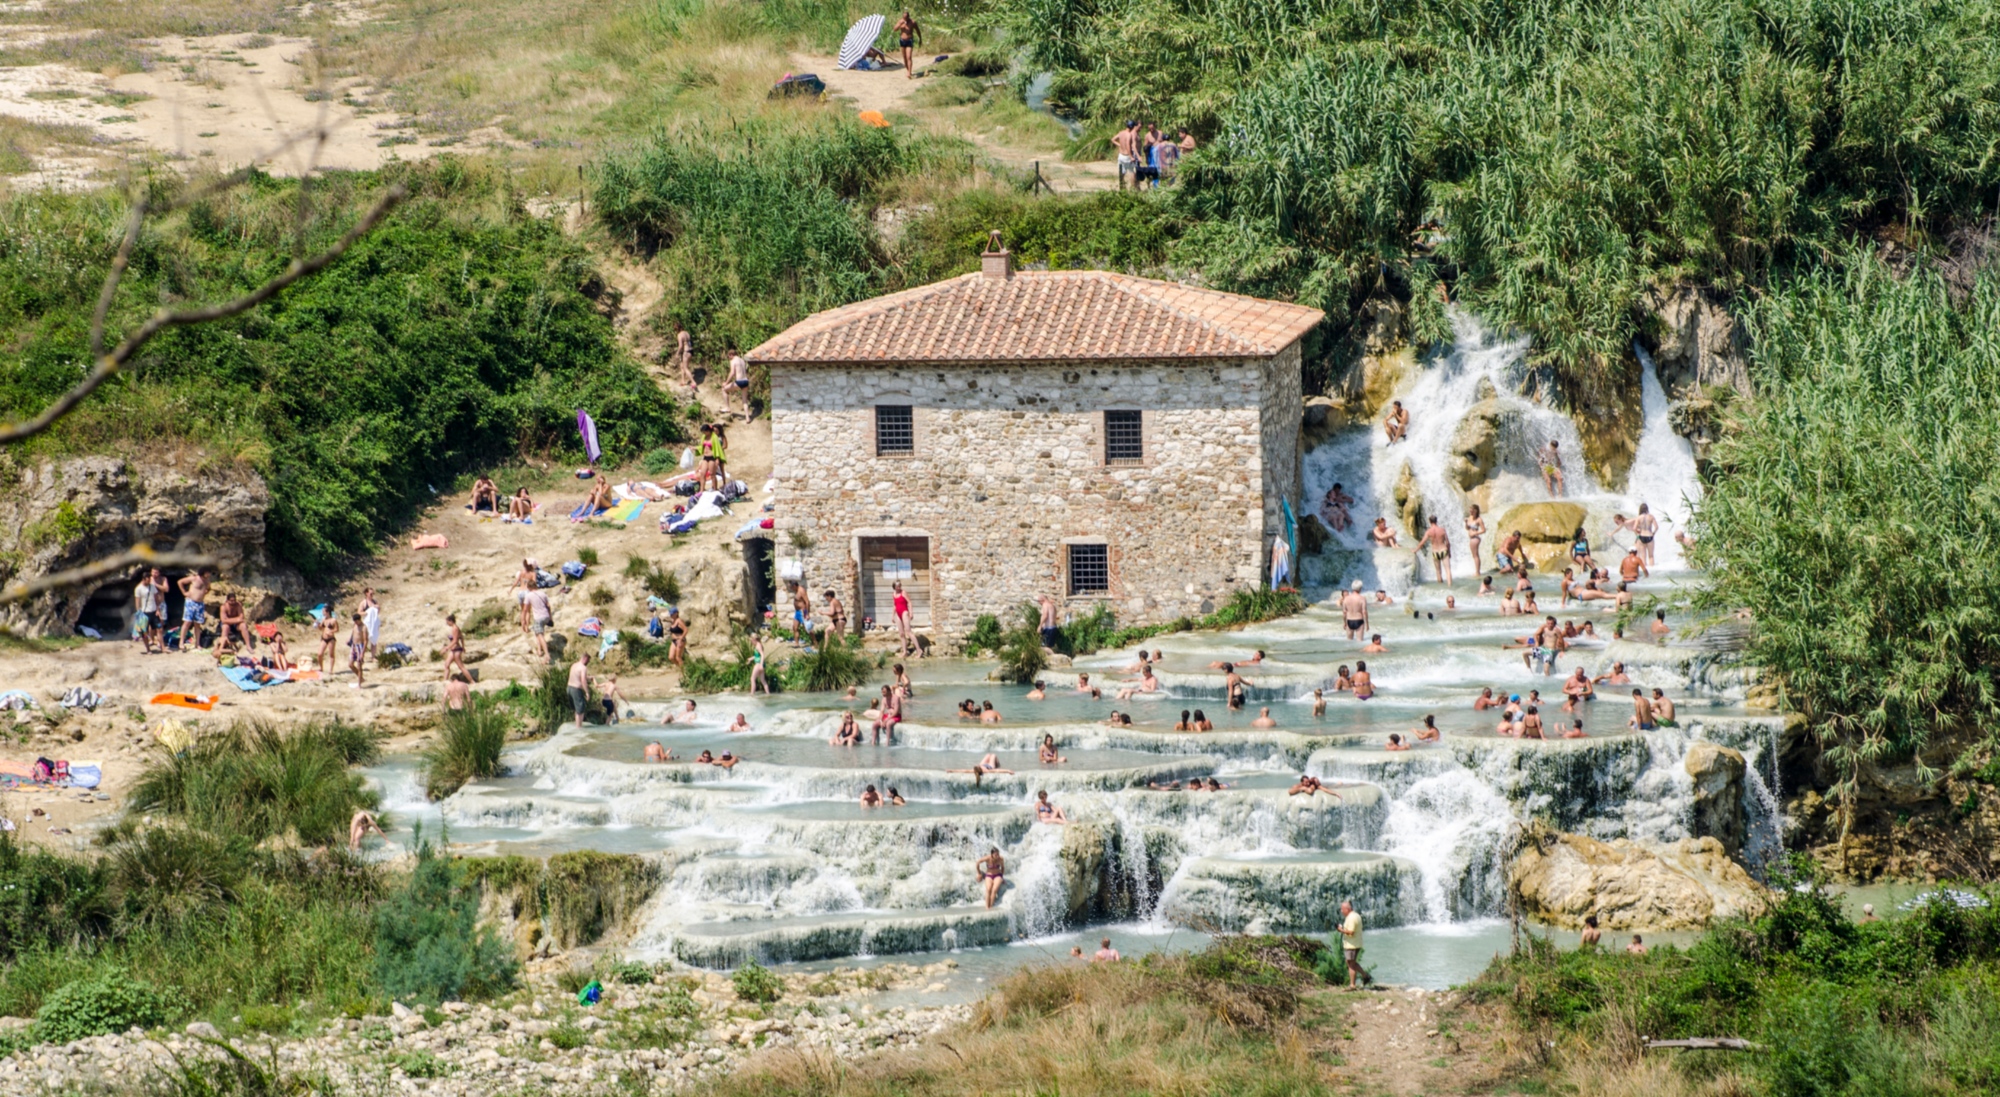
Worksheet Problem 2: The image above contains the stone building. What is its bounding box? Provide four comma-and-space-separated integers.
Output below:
752, 249, 1321, 641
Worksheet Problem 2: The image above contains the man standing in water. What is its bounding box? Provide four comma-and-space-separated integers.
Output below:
1422, 515, 1452, 585
1337, 900, 1364, 988
1539, 439, 1566, 497
1340, 580, 1370, 641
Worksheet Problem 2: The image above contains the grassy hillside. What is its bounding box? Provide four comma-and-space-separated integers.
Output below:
0, 159, 685, 577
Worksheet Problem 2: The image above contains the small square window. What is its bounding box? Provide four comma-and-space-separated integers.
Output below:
1104, 410, 1143, 463
1068, 543, 1109, 595
875, 405, 913, 455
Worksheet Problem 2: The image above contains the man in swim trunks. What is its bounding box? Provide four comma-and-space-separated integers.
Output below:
1039, 594, 1059, 650
726, 348, 750, 420
1539, 439, 1565, 496
1619, 548, 1645, 583
177, 568, 210, 652
1633, 503, 1659, 569
1422, 514, 1452, 585
1561, 666, 1595, 712
1112, 120, 1139, 189
1497, 529, 1524, 573
1341, 580, 1370, 641
1628, 688, 1656, 731
1650, 688, 1678, 727
1384, 400, 1408, 444
526, 587, 553, 662
893, 10, 921, 78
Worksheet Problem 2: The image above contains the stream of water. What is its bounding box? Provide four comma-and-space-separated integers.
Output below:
363, 316, 1763, 987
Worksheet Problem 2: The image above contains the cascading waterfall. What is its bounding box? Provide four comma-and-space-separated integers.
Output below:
1625, 345, 1702, 570
1377, 769, 1517, 922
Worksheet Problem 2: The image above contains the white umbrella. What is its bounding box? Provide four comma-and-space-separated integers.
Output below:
838, 14, 886, 70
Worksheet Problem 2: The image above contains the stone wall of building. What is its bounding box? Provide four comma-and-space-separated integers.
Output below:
770, 355, 1298, 639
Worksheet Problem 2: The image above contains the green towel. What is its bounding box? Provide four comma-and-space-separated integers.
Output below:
608, 499, 643, 522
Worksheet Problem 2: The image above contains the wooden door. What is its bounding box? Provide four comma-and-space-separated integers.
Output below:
858, 536, 931, 629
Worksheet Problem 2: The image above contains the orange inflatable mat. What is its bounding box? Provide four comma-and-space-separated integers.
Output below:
148, 693, 218, 711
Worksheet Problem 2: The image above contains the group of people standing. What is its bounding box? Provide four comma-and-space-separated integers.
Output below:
1112, 120, 1195, 189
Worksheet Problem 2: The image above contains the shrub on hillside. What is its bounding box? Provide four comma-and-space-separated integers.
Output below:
35, 972, 184, 1043
731, 960, 782, 1004
373, 843, 516, 1004
127, 720, 381, 846
421, 703, 514, 800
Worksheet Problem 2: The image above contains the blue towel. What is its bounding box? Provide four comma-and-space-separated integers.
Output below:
219, 665, 287, 692
69, 765, 101, 789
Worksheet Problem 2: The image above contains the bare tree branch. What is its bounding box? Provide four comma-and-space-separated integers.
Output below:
0, 545, 218, 606
0, 183, 407, 447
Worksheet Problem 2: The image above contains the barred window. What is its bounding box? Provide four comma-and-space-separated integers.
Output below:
875, 405, 914, 455
1104, 410, 1143, 463
1068, 543, 1109, 595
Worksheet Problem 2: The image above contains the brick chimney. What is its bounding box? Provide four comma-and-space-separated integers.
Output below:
980, 228, 1012, 279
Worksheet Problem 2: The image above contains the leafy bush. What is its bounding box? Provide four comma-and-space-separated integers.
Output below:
540, 852, 660, 949
527, 663, 589, 735
780, 635, 879, 693
35, 971, 184, 1043
963, 613, 1003, 656
680, 635, 756, 693
731, 960, 782, 1004
372, 843, 516, 1005
420, 702, 513, 800
1692, 254, 2000, 793
995, 603, 1049, 684
609, 959, 656, 985
128, 720, 382, 846
642, 447, 681, 475
548, 1021, 588, 1050
0, 160, 687, 577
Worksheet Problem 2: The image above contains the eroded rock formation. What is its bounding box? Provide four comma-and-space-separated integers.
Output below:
1511, 826, 1770, 930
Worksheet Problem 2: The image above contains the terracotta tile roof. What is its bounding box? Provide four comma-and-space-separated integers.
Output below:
748, 270, 1323, 364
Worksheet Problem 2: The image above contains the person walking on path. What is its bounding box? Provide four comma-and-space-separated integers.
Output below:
347, 612, 368, 689
726, 350, 751, 420
894, 11, 921, 79
526, 586, 553, 662
674, 324, 696, 399
443, 613, 467, 680
360, 588, 382, 665
1338, 900, 1365, 988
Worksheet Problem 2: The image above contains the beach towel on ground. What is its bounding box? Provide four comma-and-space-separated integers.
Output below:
149, 693, 217, 710
569, 500, 608, 522
384, 642, 414, 658
598, 629, 621, 659
288, 669, 322, 681
220, 665, 280, 692
69, 764, 100, 789
577, 617, 604, 638
412, 534, 449, 550
155, 720, 194, 753
536, 569, 562, 588
607, 499, 644, 523
0, 690, 36, 711
561, 561, 587, 579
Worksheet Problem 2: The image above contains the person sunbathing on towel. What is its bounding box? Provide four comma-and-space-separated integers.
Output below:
469, 476, 499, 513
508, 487, 535, 520
584, 477, 615, 515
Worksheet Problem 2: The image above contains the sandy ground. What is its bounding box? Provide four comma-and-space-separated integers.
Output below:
798, 52, 1118, 193
0, 29, 517, 186
1331, 986, 1515, 1095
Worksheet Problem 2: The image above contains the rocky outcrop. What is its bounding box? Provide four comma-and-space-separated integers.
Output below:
1392, 461, 1425, 539
1639, 283, 1751, 398
1324, 293, 1412, 414
1446, 379, 1511, 492
1058, 822, 1107, 921
1511, 826, 1771, 931
1684, 742, 1748, 855
1492, 501, 1585, 572
0, 454, 301, 633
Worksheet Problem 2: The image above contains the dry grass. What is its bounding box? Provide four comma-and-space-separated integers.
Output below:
0, 115, 98, 175
706, 945, 1353, 1097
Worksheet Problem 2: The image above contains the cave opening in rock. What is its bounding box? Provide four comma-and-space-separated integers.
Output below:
76, 569, 186, 641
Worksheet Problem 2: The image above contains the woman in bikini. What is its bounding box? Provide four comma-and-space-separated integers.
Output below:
975, 847, 1004, 908
316, 609, 340, 671
1464, 504, 1486, 573
831, 711, 862, 746
1190, 709, 1214, 732
667, 611, 688, 667
443, 613, 467, 679
1173, 710, 1193, 732
1034, 790, 1069, 825
267, 628, 292, 671
1352, 660, 1374, 700
508, 487, 534, 520
712, 424, 730, 489
887, 787, 906, 806
894, 10, 921, 79
1039, 734, 1068, 764
1520, 706, 1546, 740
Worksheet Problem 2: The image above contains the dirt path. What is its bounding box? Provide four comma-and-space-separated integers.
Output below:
1328, 986, 1518, 1095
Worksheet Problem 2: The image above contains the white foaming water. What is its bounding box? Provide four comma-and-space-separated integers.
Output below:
1377, 767, 1516, 922
1304, 312, 1703, 593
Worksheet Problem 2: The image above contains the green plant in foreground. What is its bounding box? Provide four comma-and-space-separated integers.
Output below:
780, 634, 878, 693
731, 960, 782, 1004
995, 603, 1049, 684
127, 720, 382, 847
372, 842, 516, 1005
420, 702, 513, 800
36, 971, 184, 1043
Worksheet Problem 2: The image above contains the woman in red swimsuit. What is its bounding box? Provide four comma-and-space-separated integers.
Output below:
892, 579, 917, 657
